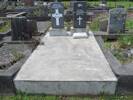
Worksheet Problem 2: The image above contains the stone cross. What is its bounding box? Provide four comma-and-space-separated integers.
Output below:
52, 9, 63, 26
77, 16, 82, 25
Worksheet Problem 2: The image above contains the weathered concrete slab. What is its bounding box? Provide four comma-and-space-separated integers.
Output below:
14, 33, 117, 95
37, 21, 50, 34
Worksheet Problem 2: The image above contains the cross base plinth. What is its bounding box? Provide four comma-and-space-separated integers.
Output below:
49, 28, 68, 36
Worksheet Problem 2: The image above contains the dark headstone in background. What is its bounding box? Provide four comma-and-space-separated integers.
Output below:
117, 5, 125, 8
27, 20, 38, 36
101, 0, 107, 4
42, 5, 49, 18
108, 8, 127, 34
51, 2, 64, 29
70, 0, 77, 9
21, 0, 34, 6
15, 7, 34, 13
73, 1, 87, 28
99, 19, 108, 32
11, 17, 32, 41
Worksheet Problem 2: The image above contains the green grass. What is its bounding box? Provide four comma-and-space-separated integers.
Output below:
118, 35, 133, 48
107, 1, 133, 9
87, 1, 133, 9
89, 17, 100, 31
0, 94, 133, 100
126, 18, 133, 31
0, 21, 11, 33
89, 15, 133, 32
104, 36, 133, 64
63, 1, 133, 9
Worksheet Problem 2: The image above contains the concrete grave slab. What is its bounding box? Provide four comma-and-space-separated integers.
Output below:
14, 32, 117, 95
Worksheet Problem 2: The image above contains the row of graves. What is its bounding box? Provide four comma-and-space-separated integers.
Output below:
0, 0, 132, 95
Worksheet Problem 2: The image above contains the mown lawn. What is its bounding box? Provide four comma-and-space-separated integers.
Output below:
0, 94, 133, 100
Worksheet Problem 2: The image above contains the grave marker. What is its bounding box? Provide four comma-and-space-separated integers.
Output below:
73, 1, 88, 38
22, 0, 34, 6
108, 8, 127, 34
11, 17, 32, 41
73, 1, 87, 28
51, 2, 64, 29
101, 0, 107, 4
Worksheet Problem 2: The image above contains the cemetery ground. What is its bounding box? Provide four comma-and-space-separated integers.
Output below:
0, 1, 133, 100
89, 8, 133, 64
0, 94, 133, 100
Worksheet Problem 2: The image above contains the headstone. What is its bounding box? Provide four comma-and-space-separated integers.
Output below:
117, 5, 124, 8
51, 2, 64, 29
73, 1, 88, 38
70, 0, 77, 9
22, 0, 34, 6
49, 2, 67, 36
15, 7, 34, 13
108, 8, 127, 34
101, 0, 107, 4
11, 17, 32, 41
73, 1, 87, 28
42, 5, 49, 18
27, 20, 38, 36
100, 19, 108, 32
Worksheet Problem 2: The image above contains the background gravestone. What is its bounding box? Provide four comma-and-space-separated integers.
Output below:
108, 8, 127, 34
42, 5, 49, 19
101, 0, 107, 4
27, 20, 38, 36
21, 0, 34, 6
73, 1, 87, 28
51, 2, 64, 29
100, 19, 108, 32
70, 0, 77, 9
11, 17, 32, 41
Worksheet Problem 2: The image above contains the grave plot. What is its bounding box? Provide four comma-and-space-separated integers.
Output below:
95, 36, 133, 95
14, 1, 117, 95
0, 18, 49, 94
89, 4, 133, 94
14, 34, 117, 95
0, 43, 36, 94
